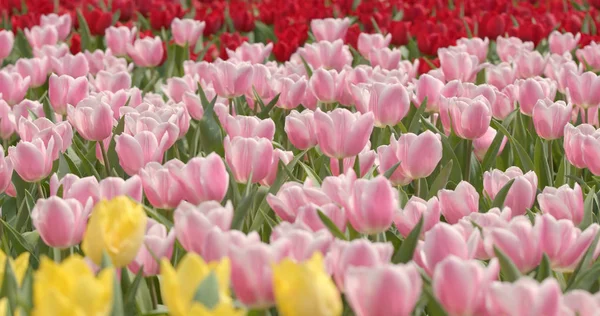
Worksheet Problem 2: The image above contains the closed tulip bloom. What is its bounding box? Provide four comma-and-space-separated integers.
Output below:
33, 256, 114, 316
24, 25, 58, 49
48, 74, 89, 115
483, 217, 542, 273
347, 176, 397, 234
140, 160, 187, 209
15, 57, 50, 88
486, 278, 563, 316
439, 96, 492, 139
496, 37, 535, 62
32, 196, 92, 249
294, 40, 352, 71
357, 33, 391, 57
285, 109, 318, 150
457, 37, 489, 62
438, 181, 480, 224
473, 127, 508, 161
174, 201, 234, 254
368, 47, 402, 70
563, 290, 600, 316
127, 36, 164, 67
0, 71, 30, 105
433, 257, 499, 316
311, 18, 351, 42
0, 30, 14, 62
0, 101, 15, 140
394, 196, 440, 238
329, 143, 376, 177
516, 77, 557, 116
99, 175, 143, 202
486, 62, 516, 90
309, 68, 347, 104
115, 131, 171, 176
314, 108, 374, 159
82, 196, 147, 267
483, 167, 538, 216
105, 26, 137, 56
270, 226, 334, 262
439, 49, 482, 82
0, 146, 12, 194
351, 82, 410, 127
92, 70, 132, 92
577, 42, 600, 71
417, 223, 480, 275
220, 114, 276, 140
171, 18, 206, 47
261, 149, 293, 187
174, 153, 229, 205
266, 182, 331, 223
227, 42, 273, 64
161, 75, 196, 103
273, 253, 342, 316
566, 71, 600, 109
202, 228, 261, 263
514, 50, 547, 78
18, 117, 72, 160
50, 53, 90, 78
345, 263, 422, 316
295, 203, 346, 233
224, 136, 274, 184
532, 99, 573, 140
538, 184, 584, 224
128, 219, 176, 277
68, 97, 114, 141
413, 74, 445, 112
50, 174, 99, 206
181, 91, 204, 120
565, 123, 599, 168
209, 61, 254, 98
273, 75, 307, 110
549, 31, 580, 55
9, 138, 55, 182
40, 13, 71, 40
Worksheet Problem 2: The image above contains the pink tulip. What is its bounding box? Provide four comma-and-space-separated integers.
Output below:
32, 196, 91, 249
181, 92, 204, 121
0, 146, 13, 194
202, 228, 261, 262
161, 75, 196, 103
15, 57, 49, 88
377, 131, 442, 185
483, 217, 542, 273
140, 160, 187, 209
260, 149, 293, 187
98, 176, 143, 202
174, 200, 234, 253
489, 89, 514, 121
171, 18, 205, 47
267, 181, 330, 223
24, 25, 58, 49
105, 26, 137, 56
18, 117, 72, 156
314, 108, 374, 159
115, 131, 170, 176
433, 257, 499, 316
351, 82, 410, 127
532, 99, 573, 140
345, 263, 422, 316
294, 40, 352, 71
483, 167, 538, 216
270, 226, 333, 262
368, 47, 402, 70
486, 62, 515, 90
227, 42, 273, 64
565, 123, 599, 168
357, 33, 391, 57
50, 174, 99, 206
129, 219, 175, 276
438, 49, 482, 82
33, 43, 69, 59
566, 71, 600, 109
48, 74, 89, 115
310, 18, 351, 42
439, 96, 491, 139
224, 136, 274, 184
13, 99, 44, 121
516, 77, 557, 115
577, 42, 600, 71
438, 181, 479, 224
325, 239, 393, 291
220, 114, 275, 140
8, 138, 55, 182
495, 36, 534, 62
210, 61, 254, 98
273, 75, 307, 110
394, 196, 440, 238
513, 50, 547, 78
309, 68, 347, 104
329, 142, 376, 177
347, 176, 397, 235
295, 203, 346, 233
456, 37, 489, 62
0, 30, 14, 62
456, 208, 512, 260
538, 183, 584, 225
127, 36, 164, 67
549, 31, 580, 55
473, 127, 508, 161
413, 74, 445, 112
67, 97, 114, 141
486, 278, 563, 316
284, 109, 318, 150
50, 53, 89, 78
0, 101, 15, 140
93, 70, 132, 92
40, 14, 71, 40
173, 153, 229, 204
416, 223, 480, 275
563, 290, 600, 316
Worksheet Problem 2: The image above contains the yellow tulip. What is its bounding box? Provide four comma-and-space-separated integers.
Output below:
82, 196, 147, 267
0, 251, 30, 287
160, 253, 242, 316
32, 255, 113, 316
273, 253, 342, 316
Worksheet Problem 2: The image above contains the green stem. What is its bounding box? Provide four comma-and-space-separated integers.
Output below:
464, 139, 473, 182
547, 139, 554, 179
53, 247, 61, 263
37, 182, 45, 199
338, 158, 344, 175
100, 141, 111, 177
228, 98, 234, 115
146, 277, 158, 310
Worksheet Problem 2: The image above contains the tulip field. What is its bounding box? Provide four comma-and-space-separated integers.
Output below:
4, 0, 600, 315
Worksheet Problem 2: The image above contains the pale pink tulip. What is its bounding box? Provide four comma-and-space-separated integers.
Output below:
566, 124, 599, 168
48, 74, 89, 115
127, 36, 164, 67
563, 290, 600, 316
49, 174, 99, 206
532, 99, 573, 140
309, 68, 347, 104
161, 75, 196, 103
24, 25, 58, 49
68, 97, 114, 141
456, 207, 512, 260
93, 70, 132, 92
483, 217, 542, 273
32, 196, 91, 248
0, 146, 13, 194
483, 167, 538, 216
201, 228, 261, 262
457, 37, 489, 62
516, 77, 557, 115
486, 62, 515, 90
566, 71, 600, 109
174, 153, 229, 205
438, 49, 481, 82
368, 47, 402, 70
285, 109, 318, 150
181, 91, 204, 120
295, 203, 346, 233
473, 127, 507, 161
486, 278, 564, 316
114, 131, 170, 175
357, 33, 391, 57
15, 57, 49, 88
394, 196, 440, 238
220, 114, 275, 140
266, 182, 330, 223
128, 219, 175, 276
260, 149, 293, 187
8, 138, 55, 182
549, 31, 580, 55
413, 74, 445, 112
311, 18, 351, 42
439, 96, 492, 139
0, 30, 14, 62
18, 117, 72, 156
98, 176, 143, 202
438, 181, 479, 224
270, 226, 333, 262
329, 142, 376, 177
40, 14, 71, 41
0, 101, 15, 140
33, 43, 69, 59
227, 42, 273, 64
140, 160, 187, 209
293, 39, 352, 71
314, 108, 374, 159
538, 183, 584, 225
347, 176, 397, 234
50, 53, 89, 78
209, 61, 254, 98
224, 136, 274, 184
351, 82, 410, 127
272, 75, 307, 110
514, 50, 547, 78
105, 26, 137, 56
577, 41, 600, 71
496, 36, 534, 62
171, 18, 205, 47
174, 200, 234, 253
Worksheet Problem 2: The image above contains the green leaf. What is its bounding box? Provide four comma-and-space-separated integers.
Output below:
392, 217, 423, 264
193, 272, 220, 309
555, 156, 566, 187
107, 116, 126, 177
568, 260, 600, 291
481, 129, 505, 171
317, 210, 347, 240
421, 118, 463, 183
1, 257, 18, 311
41, 95, 56, 123
76, 9, 93, 51
123, 269, 145, 314
408, 98, 427, 134
142, 205, 173, 229
110, 268, 125, 316
231, 186, 258, 231
536, 254, 552, 282
383, 161, 401, 179
422, 285, 448, 316
494, 247, 522, 282
0, 217, 38, 264
580, 186, 596, 230
136, 12, 151, 31
491, 119, 534, 172
257, 94, 280, 119
428, 161, 453, 199
299, 56, 313, 78
533, 138, 552, 189
567, 232, 600, 291
14, 30, 32, 59
491, 179, 515, 209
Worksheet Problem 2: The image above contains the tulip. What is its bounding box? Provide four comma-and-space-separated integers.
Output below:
160, 254, 240, 316
438, 49, 482, 82
538, 184, 583, 225
172, 153, 228, 205
351, 82, 410, 127
438, 181, 480, 224
0, 146, 12, 194
433, 257, 499, 316
394, 196, 440, 238
377, 131, 442, 185
15, 57, 50, 88
267, 182, 331, 223
181, 91, 204, 120
565, 123, 599, 168
413, 74, 445, 112
311, 18, 351, 42
273, 75, 307, 110
295, 202, 346, 233
33, 256, 113, 315
357, 33, 391, 57
532, 99, 573, 140
368, 47, 402, 70
496, 36, 534, 63
294, 40, 352, 71
140, 160, 187, 209
285, 109, 318, 150
347, 176, 397, 234
514, 50, 547, 78
566, 71, 600, 109
473, 127, 508, 161
273, 253, 342, 316
486, 278, 563, 316
577, 42, 600, 71
457, 37, 489, 62
202, 228, 261, 263
128, 219, 175, 276
563, 290, 600, 316
549, 31, 580, 55
0, 71, 30, 106
329, 142, 376, 177
227, 42, 273, 64
115, 131, 171, 176
484, 217, 542, 273
220, 114, 276, 140
491, 89, 514, 121
48, 74, 89, 115
162, 75, 196, 103
93, 70, 132, 92
105, 26, 137, 56
24, 25, 58, 49
9, 138, 55, 182
0, 101, 15, 140
345, 263, 422, 316
171, 18, 206, 47
271, 226, 334, 262
210, 61, 254, 98
40, 14, 71, 40
0, 30, 14, 62
50, 174, 99, 206
483, 167, 538, 216
99, 175, 143, 202
50, 53, 90, 78
486, 62, 516, 90
515, 77, 557, 116
174, 201, 234, 254
68, 97, 114, 141
127, 36, 164, 67
309, 68, 347, 104
82, 196, 147, 267
32, 196, 92, 249
439, 96, 492, 139
33, 43, 68, 59
224, 136, 274, 184
417, 223, 480, 275
314, 108, 374, 159
261, 149, 294, 187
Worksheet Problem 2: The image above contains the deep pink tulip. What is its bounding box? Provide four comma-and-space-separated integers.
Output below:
227, 42, 273, 64
220, 114, 275, 140
357, 33, 391, 57
128, 219, 175, 276
40, 14, 71, 41
496, 36, 534, 63
295, 203, 346, 233
413, 74, 445, 112
48, 74, 89, 115
483, 217, 542, 273
0, 30, 14, 62
347, 176, 397, 234
15, 57, 50, 88
174, 153, 229, 204
516, 77, 557, 116
50, 53, 89, 78
24, 25, 58, 49
285, 109, 318, 150
566, 71, 600, 109
105, 26, 137, 56
174, 200, 234, 254
201, 228, 261, 263
309, 68, 347, 104
273, 75, 307, 110
439, 96, 491, 139
473, 127, 508, 161
294, 40, 352, 71
394, 196, 440, 238
8, 138, 55, 182
549, 31, 580, 55
486, 62, 515, 90
351, 82, 410, 127
329, 142, 376, 177
486, 278, 563, 316
224, 136, 274, 184
67, 97, 114, 141
532, 99, 573, 140
266, 181, 330, 223
325, 239, 393, 291
457, 37, 489, 62
140, 160, 187, 209
127, 36, 164, 67
99, 176, 143, 202
563, 290, 600, 316
0, 71, 31, 105
171, 18, 206, 47
438, 181, 479, 224
0, 146, 13, 194
577, 42, 600, 71
314, 108, 374, 159
93, 70, 132, 92
31, 196, 91, 249
483, 167, 538, 216
311, 18, 351, 42
538, 183, 584, 224
438, 49, 482, 82
433, 257, 499, 316
345, 263, 422, 316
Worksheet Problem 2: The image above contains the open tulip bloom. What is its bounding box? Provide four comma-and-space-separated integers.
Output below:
3, 1, 600, 316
